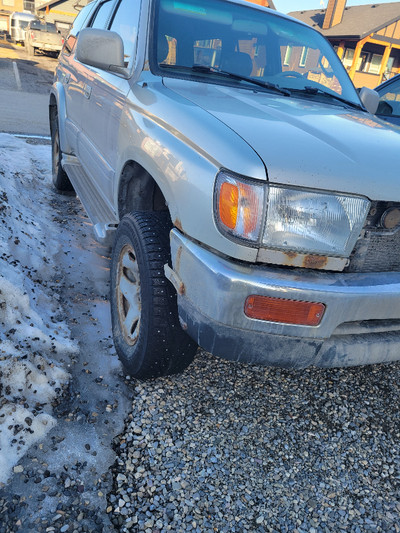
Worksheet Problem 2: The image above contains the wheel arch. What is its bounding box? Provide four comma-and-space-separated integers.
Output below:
117, 160, 171, 221
49, 82, 71, 155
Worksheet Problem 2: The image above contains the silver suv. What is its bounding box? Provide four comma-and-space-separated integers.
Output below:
50, 0, 400, 379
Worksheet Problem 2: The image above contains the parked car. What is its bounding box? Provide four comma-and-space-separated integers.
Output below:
50, 0, 400, 380
25, 19, 64, 57
9, 12, 37, 45
375, 74, 400, 126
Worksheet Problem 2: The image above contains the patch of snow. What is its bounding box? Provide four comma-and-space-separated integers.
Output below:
0, 133, 77, 484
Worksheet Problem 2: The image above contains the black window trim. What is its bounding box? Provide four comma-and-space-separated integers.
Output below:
88, 0, 118, 30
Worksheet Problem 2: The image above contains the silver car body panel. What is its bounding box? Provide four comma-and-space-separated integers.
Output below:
163, 79, 400, 201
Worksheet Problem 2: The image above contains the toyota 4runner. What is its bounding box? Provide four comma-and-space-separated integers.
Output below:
50, 0, 400, 379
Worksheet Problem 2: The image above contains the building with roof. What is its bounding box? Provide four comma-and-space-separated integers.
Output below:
35, 0, 89, 33
290, 0, 400, 88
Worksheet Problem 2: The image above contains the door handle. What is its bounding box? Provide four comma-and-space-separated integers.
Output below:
84, 84, 92, 99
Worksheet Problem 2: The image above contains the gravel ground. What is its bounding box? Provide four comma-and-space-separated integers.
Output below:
108, 354, 400, 533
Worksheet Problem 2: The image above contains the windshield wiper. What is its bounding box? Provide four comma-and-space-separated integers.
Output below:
291, 86, 364, 110
159, 63, 291, 97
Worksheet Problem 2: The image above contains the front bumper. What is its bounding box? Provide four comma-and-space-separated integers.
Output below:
166, 230, 400, 368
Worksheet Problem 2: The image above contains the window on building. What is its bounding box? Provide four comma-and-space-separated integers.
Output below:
342, 48, 354, 70
344, 50, 370, 73
368, 54, 382, 75
23, 0, 34, 12
357, 51, 369, 72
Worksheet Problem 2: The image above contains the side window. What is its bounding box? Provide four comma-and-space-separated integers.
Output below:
377, 79, 400, 117
109, 0, 141, 67
90, 0, 114, 30
63, 1, 96, 54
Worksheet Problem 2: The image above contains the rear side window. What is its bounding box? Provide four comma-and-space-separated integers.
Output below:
90, 0, 115, 29
70, 1, 96, 37
63, 1, 96, 54
377, 78, 400, 118
109, 0, 141, 67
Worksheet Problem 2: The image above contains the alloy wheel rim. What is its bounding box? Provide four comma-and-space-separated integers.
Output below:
116, 243, 141, 345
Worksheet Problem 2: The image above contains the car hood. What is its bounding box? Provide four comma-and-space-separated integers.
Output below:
163, 79, 400, 202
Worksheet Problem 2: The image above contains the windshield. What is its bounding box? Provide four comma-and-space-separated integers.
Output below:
152, 0, 360, 106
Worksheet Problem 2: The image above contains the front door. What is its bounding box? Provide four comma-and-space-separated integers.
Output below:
77, 0, 142, 207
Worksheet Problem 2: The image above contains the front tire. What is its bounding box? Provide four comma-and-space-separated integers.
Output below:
110, 211, 197, 380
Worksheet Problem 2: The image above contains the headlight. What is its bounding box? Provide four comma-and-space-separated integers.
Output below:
214, 171, 265, 243
215, 173, 370, 257
263, 185, 370, 256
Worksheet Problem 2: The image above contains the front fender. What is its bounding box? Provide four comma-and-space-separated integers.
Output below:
115, 85, 264, 262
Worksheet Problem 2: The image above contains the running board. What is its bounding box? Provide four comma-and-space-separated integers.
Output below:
62, 154, 118, 246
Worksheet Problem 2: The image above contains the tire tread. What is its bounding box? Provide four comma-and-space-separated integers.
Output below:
111, 211, 197, 379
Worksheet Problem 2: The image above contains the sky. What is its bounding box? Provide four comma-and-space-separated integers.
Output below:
274, 0, 398, 14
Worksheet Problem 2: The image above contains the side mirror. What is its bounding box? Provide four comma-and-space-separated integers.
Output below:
359, 87, 380, 115
76, 28, 127, 75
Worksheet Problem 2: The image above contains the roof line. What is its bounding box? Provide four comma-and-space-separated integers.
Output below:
364, 13, 400, 37
37, 0, 84, 11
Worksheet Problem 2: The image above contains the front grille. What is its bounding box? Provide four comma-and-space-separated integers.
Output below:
345, 201, 400, 273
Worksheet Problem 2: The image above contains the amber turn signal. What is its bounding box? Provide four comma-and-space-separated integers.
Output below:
219, 182, 239, 229
244, 295, 325, 326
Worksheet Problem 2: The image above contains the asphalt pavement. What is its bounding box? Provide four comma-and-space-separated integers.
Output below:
0, 88, 50, 135
0, 41, 55, 135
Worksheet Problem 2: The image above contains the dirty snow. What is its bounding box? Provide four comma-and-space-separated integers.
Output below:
0, 133, 76, 483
